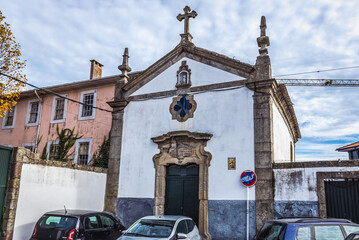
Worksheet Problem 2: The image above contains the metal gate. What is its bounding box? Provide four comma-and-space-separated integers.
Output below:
0, 146, 12, 237
325, 179, 359, 223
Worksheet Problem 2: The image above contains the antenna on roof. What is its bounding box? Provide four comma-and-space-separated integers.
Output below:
64, 205, 67, 215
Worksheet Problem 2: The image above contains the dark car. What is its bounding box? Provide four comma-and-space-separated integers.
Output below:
254, 218, 359, 240
30, 209, 125, 240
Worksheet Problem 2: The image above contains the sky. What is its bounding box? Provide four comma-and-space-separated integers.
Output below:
2, 0, 359, 160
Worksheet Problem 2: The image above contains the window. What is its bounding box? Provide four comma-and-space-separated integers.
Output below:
176, 220, 188, 234
51, 96, 67, 123
22, 143, 36, 152
185, 220, 195, 232
26, 100, 41, 126
343, 225, 359, 236
2, 106, 16, 129
314, 225, 344, 240
99, 215, 115, 228
74, 138, 92, 165
296, 226, 311, 240
84, 216, 100, 229
78, 90, 96, 120
47, 141, 59, 160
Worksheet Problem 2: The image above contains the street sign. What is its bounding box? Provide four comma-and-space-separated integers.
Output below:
240, 170, 257, 187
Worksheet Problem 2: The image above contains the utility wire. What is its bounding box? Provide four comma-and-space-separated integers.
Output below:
0, 72, 112, 113
273, 65, 359, 77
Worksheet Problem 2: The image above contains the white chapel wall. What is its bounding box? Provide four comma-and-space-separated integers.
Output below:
272, 102, 293, 162
131, 58, 245, 96
120, 69, 255, 201
13, 164, 106, 240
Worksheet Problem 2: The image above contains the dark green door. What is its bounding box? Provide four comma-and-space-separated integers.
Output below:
165, 164, 199, 225
0, 146, 12, 237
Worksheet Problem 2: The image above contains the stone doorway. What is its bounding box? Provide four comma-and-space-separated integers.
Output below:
151, 131, 212, 240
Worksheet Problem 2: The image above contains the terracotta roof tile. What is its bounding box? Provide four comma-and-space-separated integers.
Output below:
336, 141, 359, 151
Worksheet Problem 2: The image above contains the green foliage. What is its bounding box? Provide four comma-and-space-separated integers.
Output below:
41, 142, 47, 160
0, 10, 27, 117
41, 125, 82, 161
55, 125, 82, 161
92, 134, 110, 168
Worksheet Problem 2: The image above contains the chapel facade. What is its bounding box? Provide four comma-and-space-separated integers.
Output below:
105, 7, 300, 239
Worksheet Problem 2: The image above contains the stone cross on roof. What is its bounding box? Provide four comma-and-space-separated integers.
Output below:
177, 6, 197, 43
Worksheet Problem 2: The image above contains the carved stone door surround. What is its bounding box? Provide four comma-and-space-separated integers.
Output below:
151, 130, 212, 240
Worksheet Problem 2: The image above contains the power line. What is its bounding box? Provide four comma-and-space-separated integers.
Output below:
276, 78, 359, 87
0, 72, 112, 113
273, 65, 359, 77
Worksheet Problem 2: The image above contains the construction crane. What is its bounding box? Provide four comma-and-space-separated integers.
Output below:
276, 79, 359, 87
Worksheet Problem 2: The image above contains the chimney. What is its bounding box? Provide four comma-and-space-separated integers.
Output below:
90, 59, 103, 79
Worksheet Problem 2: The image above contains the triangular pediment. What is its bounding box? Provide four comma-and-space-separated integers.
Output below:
124, 43, 255, 97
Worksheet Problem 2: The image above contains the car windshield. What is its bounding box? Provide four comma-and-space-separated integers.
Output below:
35, 215, 77, 240
126, 219, 175, 238
256, 222, 284, 240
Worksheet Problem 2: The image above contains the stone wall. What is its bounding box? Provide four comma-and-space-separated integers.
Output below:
1, 147, 107, 240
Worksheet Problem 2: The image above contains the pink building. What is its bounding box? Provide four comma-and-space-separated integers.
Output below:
0, 60, 134, 165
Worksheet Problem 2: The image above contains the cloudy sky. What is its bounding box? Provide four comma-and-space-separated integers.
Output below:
2, 0, 359, 160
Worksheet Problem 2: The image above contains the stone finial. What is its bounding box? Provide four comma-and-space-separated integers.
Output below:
257, 16, 270, 56
177, 6, 197, 43
118, 48, 132, 79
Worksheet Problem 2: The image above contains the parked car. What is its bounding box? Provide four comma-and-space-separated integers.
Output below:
254, 218, 359, 240
30, 209, 125, 240
118, 215, 201, 240
346, 231, 359, 240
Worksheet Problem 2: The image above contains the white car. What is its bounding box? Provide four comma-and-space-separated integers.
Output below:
117, 215, 201, 240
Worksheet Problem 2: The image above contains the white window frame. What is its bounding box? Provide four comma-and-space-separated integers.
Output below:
78, 90, 97, 121
22, 143, 36, 152
47, 140, 59, 160
25, 99, 42, 126
50, 95, 68, 123
2, 105, 17, 129
74, 138, 92, 164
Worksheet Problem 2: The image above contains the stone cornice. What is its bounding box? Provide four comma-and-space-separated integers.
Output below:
247, 79, 301, 143
123, 42, 255, 96
151, 130, 213, 143
107, 100, 128, 110
19, 72, 142, 100
273, 160, 359, 169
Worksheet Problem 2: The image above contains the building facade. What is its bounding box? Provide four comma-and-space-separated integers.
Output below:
105, 10, 300, 240
0, 60, 122, 165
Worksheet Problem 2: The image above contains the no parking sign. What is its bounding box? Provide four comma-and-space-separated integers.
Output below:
240, 170, 257, 187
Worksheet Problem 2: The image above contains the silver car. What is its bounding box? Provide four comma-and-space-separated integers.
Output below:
117, 215, 201, 240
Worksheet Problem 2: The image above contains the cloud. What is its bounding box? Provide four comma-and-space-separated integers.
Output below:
2, 0, 359, 160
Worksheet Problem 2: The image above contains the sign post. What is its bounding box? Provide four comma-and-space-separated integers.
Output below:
240, 170, 257, 240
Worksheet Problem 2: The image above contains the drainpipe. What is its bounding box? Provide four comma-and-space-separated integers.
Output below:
34, 90, 42, 153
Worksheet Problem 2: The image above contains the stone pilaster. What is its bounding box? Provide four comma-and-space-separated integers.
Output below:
247, 15, 275, 231
104, 101, 128, 213
104, 48, 131, 213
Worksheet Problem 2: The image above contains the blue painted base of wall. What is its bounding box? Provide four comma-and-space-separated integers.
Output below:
117, 198, 256, 239
117, 198, 154, 228
208, 200, 256, 240
274, 201, 319, 218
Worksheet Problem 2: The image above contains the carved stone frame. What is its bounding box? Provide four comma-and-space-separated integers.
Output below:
317, 171, 359, 218
151, 131, 212, 240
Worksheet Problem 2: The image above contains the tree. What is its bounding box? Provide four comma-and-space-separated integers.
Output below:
0, 10, 27, 117
92, 134, 110, 168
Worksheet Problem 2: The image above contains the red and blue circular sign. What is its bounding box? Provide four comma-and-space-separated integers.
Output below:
240, 170, 257, 187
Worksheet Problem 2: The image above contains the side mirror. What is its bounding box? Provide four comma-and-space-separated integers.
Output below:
177, 233, 188, 239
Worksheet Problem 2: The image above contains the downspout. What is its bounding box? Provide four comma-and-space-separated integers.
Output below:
34, 90, 42, 153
